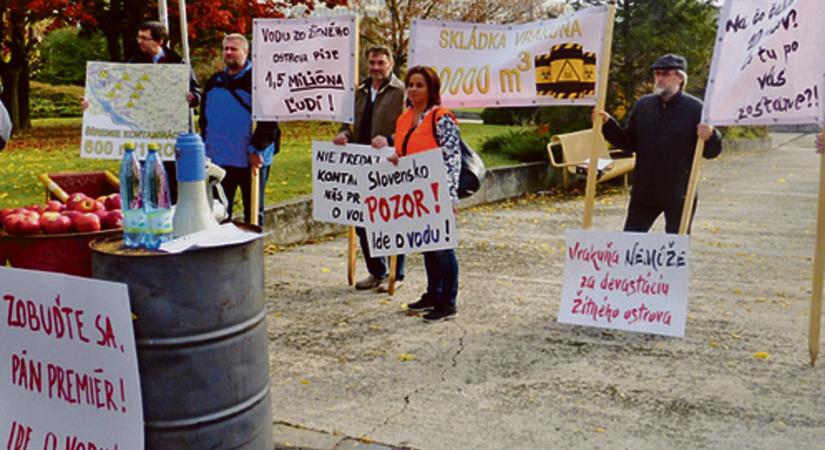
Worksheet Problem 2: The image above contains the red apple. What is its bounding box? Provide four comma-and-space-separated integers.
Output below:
72, 212, 101, 233
101, 210, 123, 229
67, 193, 92, 212
96, 195, 108, 205
5, 213, 40, 235
93, 207, 109, 221
61, 210, 81, 221
104, 193, 122, 211
0, 208, 19, 227
40, 212, 72, 234
44, 200, 65, 212
25, 204, 44, 214
71, 197, 99, 213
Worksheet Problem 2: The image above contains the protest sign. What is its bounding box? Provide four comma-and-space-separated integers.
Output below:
82, 62, 189, 161
358, 150, 456, 257
0, 266, 143, 449
703, 0, 825, 126
312, 142, 393, 226
558, 230, 690, 337
252, 16, 357, 122
408, 6, 609, 108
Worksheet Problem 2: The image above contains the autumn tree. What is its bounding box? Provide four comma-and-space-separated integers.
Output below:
352, 0, 566, 76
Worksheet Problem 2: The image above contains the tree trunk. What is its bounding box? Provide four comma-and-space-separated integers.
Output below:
17, 60, 31, 130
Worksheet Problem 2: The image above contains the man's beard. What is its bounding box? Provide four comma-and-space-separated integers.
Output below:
653, 84, 679, 98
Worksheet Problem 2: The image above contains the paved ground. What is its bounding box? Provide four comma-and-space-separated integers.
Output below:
263, 133, 825, 449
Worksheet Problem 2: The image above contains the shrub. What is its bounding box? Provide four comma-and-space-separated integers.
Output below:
720, 126, 769, 139
481, 107, 538, 125
35, 28, 107, 86
481, 127, 551, 163
30, 82, 85, 118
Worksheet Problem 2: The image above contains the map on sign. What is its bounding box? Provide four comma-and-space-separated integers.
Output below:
82, 62, 189, 161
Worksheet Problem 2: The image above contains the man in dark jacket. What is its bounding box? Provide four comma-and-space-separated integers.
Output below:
130, 21, 201, 203
593, 53, 722, 234
199, 34, 279, 226
334, 46, 406, 292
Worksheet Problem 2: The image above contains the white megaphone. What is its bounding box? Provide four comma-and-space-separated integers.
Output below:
173, 133, 220, 237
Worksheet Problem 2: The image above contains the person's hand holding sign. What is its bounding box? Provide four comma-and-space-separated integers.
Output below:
697, 123, 714, 141
816, 133, 825, 154
371, 134, 399, 165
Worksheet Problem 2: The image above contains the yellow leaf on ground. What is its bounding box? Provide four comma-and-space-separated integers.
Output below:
299, 379, 311, 385
594, 427, 605, 433
398, 353, 415, 362
321, 267, 330, 273
753, 351, 770, 359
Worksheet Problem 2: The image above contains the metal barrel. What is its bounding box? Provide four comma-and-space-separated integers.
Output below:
90, 235, 272, 449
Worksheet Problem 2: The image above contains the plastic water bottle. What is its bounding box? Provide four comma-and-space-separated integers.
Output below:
119, 142, 143, 248
141, 143, 173, 249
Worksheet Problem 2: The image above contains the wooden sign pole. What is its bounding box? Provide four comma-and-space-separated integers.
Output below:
809, 145, 825, 367
678, 139, 705, 235
347, 20, 361, 286
582, 5, 616, 229
387, 255, 397, 295
250, 168, 260, 226
347, 226, 356, 285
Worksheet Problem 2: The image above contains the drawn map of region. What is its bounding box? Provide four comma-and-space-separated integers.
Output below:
82, 62, 189, 160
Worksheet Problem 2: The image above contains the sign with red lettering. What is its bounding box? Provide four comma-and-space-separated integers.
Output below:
0, 266, 142, 450
312, 141, 393, 226
558, 230, 690, 337
703, 0, 825, 126
357, 149, 456, 257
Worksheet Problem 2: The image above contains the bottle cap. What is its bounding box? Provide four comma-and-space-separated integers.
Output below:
147, 143, 160, 151
124, 142, 136, 151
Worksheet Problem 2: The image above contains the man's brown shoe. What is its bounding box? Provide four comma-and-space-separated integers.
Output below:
355, 275, 384, 290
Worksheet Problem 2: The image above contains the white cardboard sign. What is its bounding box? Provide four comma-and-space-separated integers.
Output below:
559, 230, 690, 337
312, 142, 393, 226
408, 6, 609, 108
357, 150, 457, 257
703, 0, 825, 126
0, 266, 143, 449
252, 16, 357, 122
82, 62, 189, 161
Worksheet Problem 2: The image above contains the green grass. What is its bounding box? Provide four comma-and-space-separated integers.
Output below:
0, 118, 522, 210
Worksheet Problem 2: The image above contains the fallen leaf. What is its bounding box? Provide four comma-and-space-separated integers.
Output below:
299, 379, 311, 385
398, 353, 415, 362
321, 267, 330, 273
753, 351, 770, 359
594, 427, 605, 433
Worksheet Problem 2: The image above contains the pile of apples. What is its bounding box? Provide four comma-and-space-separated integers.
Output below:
0, 193, 124, 236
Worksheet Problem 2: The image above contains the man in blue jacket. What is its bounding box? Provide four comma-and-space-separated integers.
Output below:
593, 54, 722, 234
199, 34, 280, 225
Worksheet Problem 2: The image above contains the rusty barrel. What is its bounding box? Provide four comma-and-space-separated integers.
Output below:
90, 234, 272, 449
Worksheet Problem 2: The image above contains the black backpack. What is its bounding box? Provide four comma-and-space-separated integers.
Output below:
430, 109, 486, 198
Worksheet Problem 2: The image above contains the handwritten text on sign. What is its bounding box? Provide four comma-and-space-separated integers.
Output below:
558, 230, 690, 337
0, 266, 143, 450
81, 62, 189, 161
408, 6, 609, 108
703, 0, 825, 126
252, 16, 356, 122
358, 150, 456, 257
312, 142, 393, 226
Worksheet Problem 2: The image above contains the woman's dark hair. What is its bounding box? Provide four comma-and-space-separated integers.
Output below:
405, 66, 441, 109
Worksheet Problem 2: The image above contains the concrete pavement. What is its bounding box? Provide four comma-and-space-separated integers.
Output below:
264, 133, 825, 449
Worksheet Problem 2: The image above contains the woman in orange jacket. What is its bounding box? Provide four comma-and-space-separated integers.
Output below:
372, 66, 461, 321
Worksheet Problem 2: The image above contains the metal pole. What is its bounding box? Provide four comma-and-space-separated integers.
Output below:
158, 0, 169, 37
178, 0, 194, 132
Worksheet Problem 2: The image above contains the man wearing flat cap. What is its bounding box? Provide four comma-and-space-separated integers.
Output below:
592, 53, 722, 234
